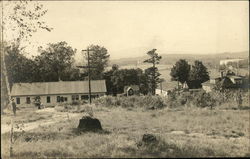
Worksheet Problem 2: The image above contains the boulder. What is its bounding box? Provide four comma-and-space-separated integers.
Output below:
142, 133, 157, 143
137, 133, 158, 148
77, 116, 102, 132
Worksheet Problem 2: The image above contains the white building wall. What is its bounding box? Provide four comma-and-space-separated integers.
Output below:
40, 96, 47, 105
155, 89, 168, 96
18, 96, 25, 105
14, 96, 34, 107
202, 85, 212, 93
13, 92, 106, 107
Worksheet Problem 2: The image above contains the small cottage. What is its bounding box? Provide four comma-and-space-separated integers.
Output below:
11, 80, 107, 106
124, 85, 140, 96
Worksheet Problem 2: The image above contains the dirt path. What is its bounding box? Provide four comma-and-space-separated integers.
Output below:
1, 108, 80, 134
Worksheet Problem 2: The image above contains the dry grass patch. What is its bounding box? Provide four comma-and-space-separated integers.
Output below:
1, 105, 249, 158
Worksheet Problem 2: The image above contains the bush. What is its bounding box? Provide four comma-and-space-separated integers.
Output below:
166, 90, 192, 108
54, 103, 71, 112
54, 103, 85, 113
166, 89, 217, 108
71, 101, 81, 105
191, 91, 216, 108
93, 95, 166, 110
94, 89, 248, 109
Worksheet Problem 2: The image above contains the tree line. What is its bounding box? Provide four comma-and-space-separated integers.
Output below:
4, 42, 164, 95
5, 41, 209, 96
170, 59, 210, 89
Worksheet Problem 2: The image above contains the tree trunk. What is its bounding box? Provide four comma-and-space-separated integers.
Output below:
1, 1, 11, 113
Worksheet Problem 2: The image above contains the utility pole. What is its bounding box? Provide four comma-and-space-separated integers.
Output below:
77, 48, 95, 104
160, 81, 162, 94
159, 78, 164, 95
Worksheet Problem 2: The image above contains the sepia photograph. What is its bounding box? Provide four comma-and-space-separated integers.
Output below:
1, 0, 249, 158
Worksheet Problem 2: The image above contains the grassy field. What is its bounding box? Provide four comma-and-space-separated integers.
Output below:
1, 102, 249, 158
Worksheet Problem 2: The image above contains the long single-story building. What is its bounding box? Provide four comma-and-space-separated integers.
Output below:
10, 80, 107, 106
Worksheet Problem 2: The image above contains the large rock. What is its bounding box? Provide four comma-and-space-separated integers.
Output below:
77, 116, 102, 132
137, 133, 158, 148
142, 134, 157, 143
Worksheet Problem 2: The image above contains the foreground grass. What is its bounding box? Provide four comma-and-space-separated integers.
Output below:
1, 105, 250, 158
1, 107, 53, 125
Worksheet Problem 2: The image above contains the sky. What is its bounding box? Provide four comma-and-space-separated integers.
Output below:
4, 1, 249, 60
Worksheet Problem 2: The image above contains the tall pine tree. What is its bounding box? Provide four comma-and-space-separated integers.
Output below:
143, 49, 162, 95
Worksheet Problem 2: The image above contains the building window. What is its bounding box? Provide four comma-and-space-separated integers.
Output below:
57, 96, 60, 103
81, 95, 89, 100
64, 97, 68, 102
16, 98, 20, 104
47, 96, 51, 103
72, 95, 79, 101
26, 97, 31, 104
60, 97, 64, 102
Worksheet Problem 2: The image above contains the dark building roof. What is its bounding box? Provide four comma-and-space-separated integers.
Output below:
124, 85, 139, 92
11, 80, 107, 96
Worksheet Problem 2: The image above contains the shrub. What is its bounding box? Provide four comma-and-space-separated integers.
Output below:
94, 89, 248, 109
191, 92, 216, 108
71, 101, 81, 105
93, 95, 166, 109
165, 89, 218, 109
54, 103, 71, 112
55, 103, 86, 113
166, 90, 192, 108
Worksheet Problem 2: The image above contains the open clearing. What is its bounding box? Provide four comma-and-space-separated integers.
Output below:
1, 107, 80, 134
1, 104, 250, 158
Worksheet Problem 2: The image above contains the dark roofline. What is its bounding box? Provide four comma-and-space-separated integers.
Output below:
12, 80, 105, 85
11, 92, 106, 97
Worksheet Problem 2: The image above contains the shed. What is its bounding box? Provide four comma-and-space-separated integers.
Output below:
124, 85, 140, 96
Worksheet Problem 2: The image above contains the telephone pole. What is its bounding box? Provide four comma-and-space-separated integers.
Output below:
77, 48, 95, 104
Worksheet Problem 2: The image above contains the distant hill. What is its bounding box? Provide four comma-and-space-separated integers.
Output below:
110, 51, 249, 69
